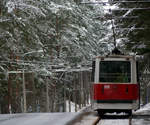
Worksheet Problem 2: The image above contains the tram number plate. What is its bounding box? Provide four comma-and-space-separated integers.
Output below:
104, 85, 110, 89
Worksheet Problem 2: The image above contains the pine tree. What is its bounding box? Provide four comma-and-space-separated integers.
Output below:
112, 0, 150, 54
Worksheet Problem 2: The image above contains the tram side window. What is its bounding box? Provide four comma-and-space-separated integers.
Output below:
136, 61, 139, 83
99, 61, 131, 83
91, 61, 95, 82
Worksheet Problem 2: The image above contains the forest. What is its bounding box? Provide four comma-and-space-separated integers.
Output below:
0, 0, 150, 114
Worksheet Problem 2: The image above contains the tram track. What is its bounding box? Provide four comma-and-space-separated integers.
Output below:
68, 112, 150, 125
67, 112, 101, 125
94, 114, 150, 125
70, 113, 130, 125
92, 117, 101, 125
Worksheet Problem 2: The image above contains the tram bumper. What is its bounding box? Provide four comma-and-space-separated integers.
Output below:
92, 100, 139, 110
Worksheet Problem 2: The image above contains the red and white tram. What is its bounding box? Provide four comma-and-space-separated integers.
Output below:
92, 54, 140, 116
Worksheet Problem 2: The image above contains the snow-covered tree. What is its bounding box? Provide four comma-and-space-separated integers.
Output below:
0, 0, 111, 113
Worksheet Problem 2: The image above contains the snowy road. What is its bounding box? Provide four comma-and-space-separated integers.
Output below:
0, 112, 150, 125
0, 104, 150, 125
0, 113, 79, 125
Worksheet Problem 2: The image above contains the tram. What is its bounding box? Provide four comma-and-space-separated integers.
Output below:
92, 52, 140, 116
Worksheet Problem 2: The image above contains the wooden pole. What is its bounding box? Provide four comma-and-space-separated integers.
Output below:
22, 58, 27, 113
69, 91, 71, 112
46, 77, 50, 112
8, 73, 12, 114
74, 73, 77, 112
79, 72, 81, 109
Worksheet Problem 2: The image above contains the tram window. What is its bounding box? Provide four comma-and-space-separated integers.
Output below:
99, 61, 131, 83
136, 61, 139, 83
91, 61, 95, 82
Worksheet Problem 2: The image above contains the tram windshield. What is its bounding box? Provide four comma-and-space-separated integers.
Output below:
99, 61, 131, 83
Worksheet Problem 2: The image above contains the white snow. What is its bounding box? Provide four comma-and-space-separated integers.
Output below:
0, 113, 79, 125
0, 103, 150, 125
98, 103, 150, 125
6, 1, 15, 13
66, 100, 91, 113
100, 119, 129, 125
135, 103, 150, 114
66, 100, 79, 112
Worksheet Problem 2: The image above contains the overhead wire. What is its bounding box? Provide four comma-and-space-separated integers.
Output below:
83, 0, 150, 47
80, 1, 150, 4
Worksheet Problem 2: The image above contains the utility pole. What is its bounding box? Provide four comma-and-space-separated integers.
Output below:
63, 72, 66, 112
46, 77, 50, 112
63, 83, 66, 112
8, 73, 12, 114
22, 51, 44, 113
74, 74, 77, 112
80, 70, 84, 107
8, 53, 13, 114
22, 63, 27, 113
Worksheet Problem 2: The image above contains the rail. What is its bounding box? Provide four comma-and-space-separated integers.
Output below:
69, 112, 150, 125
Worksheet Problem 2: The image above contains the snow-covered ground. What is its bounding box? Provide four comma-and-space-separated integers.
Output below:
132, 103, 150, 125
0, 113, 80, 125
100, 104, 150, 125
0, 101, 89, 125
135, 103, 150, 114
0, 103, 150, 125
66, 100, 79, 112
66, 100, 91, 113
